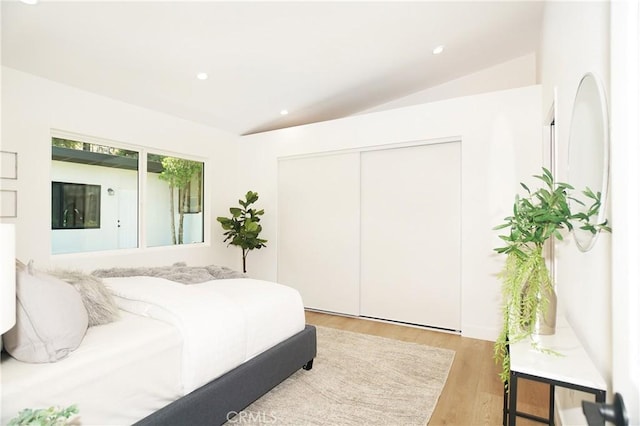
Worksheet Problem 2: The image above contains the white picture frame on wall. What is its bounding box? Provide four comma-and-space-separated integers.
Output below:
1, 151, 18, 180
0, 190, 17, 218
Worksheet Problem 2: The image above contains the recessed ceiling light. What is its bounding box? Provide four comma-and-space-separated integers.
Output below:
432, 45, 445, 55
196, 72, 208, 80
20, 0, 38, 4
280, 110, 289, 116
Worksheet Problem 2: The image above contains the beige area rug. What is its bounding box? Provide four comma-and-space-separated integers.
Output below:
233, 326, 455, 425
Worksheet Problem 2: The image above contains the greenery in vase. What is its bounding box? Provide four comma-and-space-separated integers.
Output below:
493, 168, 610, 384
8, 405, 78, 426
217, 191, 267, 273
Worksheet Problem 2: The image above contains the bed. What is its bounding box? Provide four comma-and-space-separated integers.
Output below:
1, 269, 317, 426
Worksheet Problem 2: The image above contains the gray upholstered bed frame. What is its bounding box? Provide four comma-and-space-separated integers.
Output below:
134, 325, 317, 426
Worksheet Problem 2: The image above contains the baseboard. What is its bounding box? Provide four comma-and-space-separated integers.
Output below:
305, 308, 462, 335
461, 324, 499, 342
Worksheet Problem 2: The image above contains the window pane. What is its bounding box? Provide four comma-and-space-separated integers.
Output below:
51, 182, 101, 229
146, 154, 204, 247
51, 137, 139, 254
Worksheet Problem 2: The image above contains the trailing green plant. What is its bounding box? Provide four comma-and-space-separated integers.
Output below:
8, 405, 78, 426
217, 191, 267, 273
493, 168, 610, 384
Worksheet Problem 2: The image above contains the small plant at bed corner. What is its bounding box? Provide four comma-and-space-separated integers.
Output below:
217, 190, 267, 274
8, 404, 79, 426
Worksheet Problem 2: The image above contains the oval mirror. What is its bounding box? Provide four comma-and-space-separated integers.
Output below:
567, 72, 610, 252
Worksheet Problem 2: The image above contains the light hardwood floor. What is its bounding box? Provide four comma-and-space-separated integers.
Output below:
305, 310, 549, 425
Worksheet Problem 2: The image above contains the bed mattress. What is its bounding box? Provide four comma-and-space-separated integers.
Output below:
197, 278, 306, 360
1, 277, 306, 425
103, 277, 306, 393
1, 311, 182, 426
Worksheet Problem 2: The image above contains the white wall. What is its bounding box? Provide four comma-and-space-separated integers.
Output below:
610, 0, 640, 422
238, 85, 542, 341
537, 1, 640, 422
361, 53, 537, 114
539, 0, 613, 394
0, 67, 240, 272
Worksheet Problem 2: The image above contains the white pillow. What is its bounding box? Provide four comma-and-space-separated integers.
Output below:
3, 268, 88, 363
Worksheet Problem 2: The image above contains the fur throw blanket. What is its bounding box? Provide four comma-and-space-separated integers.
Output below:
91, 262, 247, 284
48, 268, 121, 327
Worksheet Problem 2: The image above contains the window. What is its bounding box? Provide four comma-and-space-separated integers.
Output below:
146, 154, 204, 247
51, 136, 205, 254
180, 174, 203, 214
51, 137, 139, 254
52, 182, 101, 229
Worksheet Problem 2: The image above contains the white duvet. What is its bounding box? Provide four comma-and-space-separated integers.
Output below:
2, 311, 183, 426
103, 276, 305, 394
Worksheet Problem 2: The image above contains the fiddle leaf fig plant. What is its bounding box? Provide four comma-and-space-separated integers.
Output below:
217, 191, 267, 273
493, 168, 610, 384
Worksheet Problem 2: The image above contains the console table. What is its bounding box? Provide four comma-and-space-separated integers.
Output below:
503, 316, 607, 425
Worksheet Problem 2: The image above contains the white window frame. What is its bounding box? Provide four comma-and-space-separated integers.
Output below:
50, 129, 208, 255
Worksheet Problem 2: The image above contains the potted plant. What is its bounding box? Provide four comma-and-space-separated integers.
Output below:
9, 404, 78, 426
493, 168, 610, 383
216, 191, 267, 273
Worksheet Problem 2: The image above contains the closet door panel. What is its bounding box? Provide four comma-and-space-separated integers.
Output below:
360, 142, 461, 330
277, 153, 360, 315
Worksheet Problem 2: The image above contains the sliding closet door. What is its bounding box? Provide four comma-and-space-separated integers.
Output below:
360, 142, 461, 330
277, 153, 360, 315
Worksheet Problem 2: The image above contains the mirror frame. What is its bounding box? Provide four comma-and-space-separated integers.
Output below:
567, 72, 610, 252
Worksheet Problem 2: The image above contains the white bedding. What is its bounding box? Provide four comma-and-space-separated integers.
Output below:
103, 276, 306, 394
1, 311, 182, 426
1, 276, 306, 425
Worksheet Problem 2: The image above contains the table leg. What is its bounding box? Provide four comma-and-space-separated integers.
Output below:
549, 383, 555, 426
503, 382, 508, 426
509, 372, 518, 426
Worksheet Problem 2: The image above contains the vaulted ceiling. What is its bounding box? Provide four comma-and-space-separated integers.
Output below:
2, 1, 544, 135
